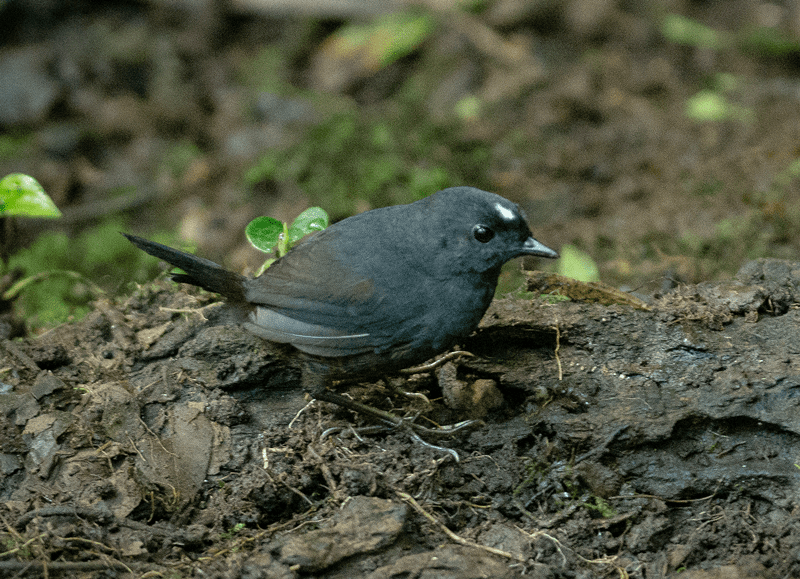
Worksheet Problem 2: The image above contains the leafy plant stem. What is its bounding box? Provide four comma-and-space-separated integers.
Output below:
3, 270, 106, 301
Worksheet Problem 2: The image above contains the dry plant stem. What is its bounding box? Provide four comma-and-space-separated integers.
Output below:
383, 377, 431, 404
553, 317, 563, 381
396, 491, 525, 563
0, 533, 47, 557
0, 560, 135, 573
314, 389, 477, 438
516, 527, 630, 577
400, 350, 474, 374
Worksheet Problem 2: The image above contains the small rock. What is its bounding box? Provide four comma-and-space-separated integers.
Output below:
478, 522, 531, 561
439, 362, 504, 417
30, 372, 66, 400
574, 460, 622, 498
275, 496, 407, 572
366, 544, 527, 579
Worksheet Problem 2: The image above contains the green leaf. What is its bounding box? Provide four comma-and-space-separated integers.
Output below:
685, 90, 729, 121
0, 173, 62, 218
287, 207, 329, 244
330, 11, 435, 70
454, 95, 481, 121
685, 90, 753, 123
245, 216, 284, 253
558, 244, 600, 283
661, 13, 728, 50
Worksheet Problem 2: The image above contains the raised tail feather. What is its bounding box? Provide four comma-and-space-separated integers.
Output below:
123, 233, 247, 302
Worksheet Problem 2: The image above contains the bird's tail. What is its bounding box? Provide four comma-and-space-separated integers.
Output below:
123, 233, 247, 302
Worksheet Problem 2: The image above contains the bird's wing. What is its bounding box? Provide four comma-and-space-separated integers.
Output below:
241, 228, 415, 357
243, 308, 378, 356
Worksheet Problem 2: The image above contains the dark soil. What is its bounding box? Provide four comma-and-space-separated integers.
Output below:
3, 1, 800, 577
3, 259, 800, 578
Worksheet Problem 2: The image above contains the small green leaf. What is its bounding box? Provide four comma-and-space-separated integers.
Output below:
247, 207, 329, 273
685, 90, 730, 122
328, 11, 435, 70
685, 90, 753, 123
0, 173, 62, 218
454, 95, 481, 121
661, 13, 728, 50
245, 216, 284, 253
558, 244, 600, 283
287, 207, 329, 244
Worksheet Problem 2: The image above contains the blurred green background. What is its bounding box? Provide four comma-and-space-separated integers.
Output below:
2, 0, 800, 329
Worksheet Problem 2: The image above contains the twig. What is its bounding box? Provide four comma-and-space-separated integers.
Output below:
552, 318, 562, 381
288, 399, 316, 429
396, 491, 525, 562
0, 560, 135, 573
15, 506, 113, 530
0, 533, 47, 557
400, 350, 474, 374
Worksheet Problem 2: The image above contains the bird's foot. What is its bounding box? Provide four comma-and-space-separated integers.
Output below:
382, 350, 476, 406
313, 389, 481, 461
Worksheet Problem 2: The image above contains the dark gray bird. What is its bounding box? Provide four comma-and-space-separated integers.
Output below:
124, 186, 557, 439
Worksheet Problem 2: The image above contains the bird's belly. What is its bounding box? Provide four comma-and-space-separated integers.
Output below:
409, 281, 495, 353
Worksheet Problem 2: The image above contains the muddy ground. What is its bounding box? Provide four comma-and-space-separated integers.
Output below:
4, 0, 800, 577
2, 258, 800, 578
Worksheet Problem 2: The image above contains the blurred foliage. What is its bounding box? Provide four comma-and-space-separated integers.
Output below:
245, 105, 489, 217
324, 10, 435, 70
238, 10, 490, 216
662, 12, 800, 57
558, 244, 601, 283
685, 89, 753, 123
740, 25, 800, 56
663, 14, 796, 126
458, 0, 489, 13
662, 13, 728, 49
454, 95, 481, 122
160, 140, 203, 179
684, 74, 753, 123
239, 45, 291, 94
6, 219, 175, 329
0, 133, 33, 159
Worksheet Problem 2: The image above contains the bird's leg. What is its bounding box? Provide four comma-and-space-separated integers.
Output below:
313, 388, 475, 462
386, 350, 476, 403
301, 359, 480, 461
311, 388, 477, 439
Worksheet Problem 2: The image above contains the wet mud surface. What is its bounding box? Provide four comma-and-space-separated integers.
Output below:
2, 258, 800, 578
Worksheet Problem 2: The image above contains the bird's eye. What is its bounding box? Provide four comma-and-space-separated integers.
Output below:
473, 224, 495, 243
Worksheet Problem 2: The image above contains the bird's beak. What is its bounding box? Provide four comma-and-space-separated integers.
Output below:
521, 236, 559, 259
